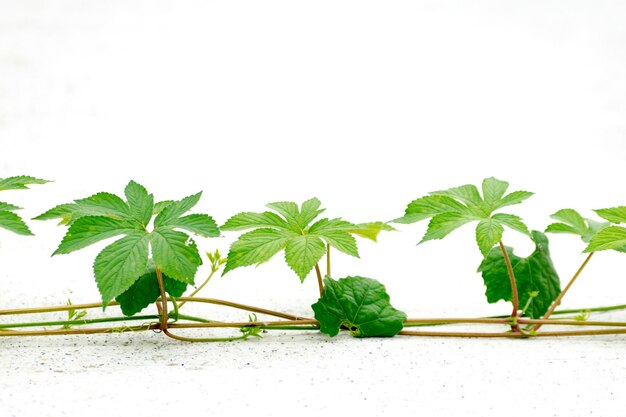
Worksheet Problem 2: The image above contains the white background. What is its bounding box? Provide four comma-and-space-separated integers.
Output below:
1, 1, 626, 416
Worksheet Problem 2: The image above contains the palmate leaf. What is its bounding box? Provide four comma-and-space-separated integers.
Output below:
115, 261, 187, 316
0, 175, 48, 237
477, 231, 561, 319
221, 198, 391, 282
311, 276, 406, 337
395, 177, 533, 256
38, 180, 217, 308
545, 208, 609, 244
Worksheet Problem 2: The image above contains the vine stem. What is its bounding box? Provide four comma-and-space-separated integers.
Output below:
399, 328, 626, 338
326, 243, 331, 277
499, 240, 521, 332
315, 264, 324, 297
531, 252, 595, 332
177, 266, 220, 309
155, 267, 168, 331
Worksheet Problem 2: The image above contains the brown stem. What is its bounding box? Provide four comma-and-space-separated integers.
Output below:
499, 240, 521, 332
531, 252, 595, 332
174, 297, 312, 321
168, 319, 318, 329
400, 328, 626, 338
315, 264, 324, 297
0, 323, 159, 337
326, 243, 331, 277
155, 267, 168, 331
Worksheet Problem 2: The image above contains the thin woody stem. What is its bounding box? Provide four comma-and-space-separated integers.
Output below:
326, 243, 331, 277
531, 252, 595, 331
155, 267, 168, 331
499, 240, 521, 332
177, 266, 220, 309
315, 264, 324, 297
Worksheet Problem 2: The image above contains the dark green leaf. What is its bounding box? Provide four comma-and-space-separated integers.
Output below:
124, 180, 154, 226
312, 276, 407, 337
53, 216, 139, 255
154, 192, 202, 228
223, 228, 293, 275
151, 229, 201, 283
477, 231, 561, 319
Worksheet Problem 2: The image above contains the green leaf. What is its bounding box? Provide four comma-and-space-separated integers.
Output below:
221, 211, 290, 231
74, 192, 132, 220
420, 212, 475, 243
551, 209, 587, 232
431, 184, 483, 207
491, 213, 530, 236
594, 207, 626, 224
265, 201, 302, 232
481, 177, 509, 209
53, 216, 139, 255
285, 235, 326, 282
312, 276, 407, 337
153, 200, 174, 215
491, 191, 534, 211
158, 214, 220, 238
584, 226, 626, 252
393, 195, 470, 224
545, 209, 607, 243
0, 211, 33, 236
124, 180, 154, 226
347, 222, 396, 241
0, 176, 49, 191
151, 229, 201, 283
154, 192, 202, 228
309, 218, 359, 257
223, 228, 293, 275
475, 218, 504, 256
477, 231, 561, 319
93, 232, 150, 305
115, 262, 187, 316
33, 204, 77, 224
0, 202, 20, 211
299, 198, 326, 229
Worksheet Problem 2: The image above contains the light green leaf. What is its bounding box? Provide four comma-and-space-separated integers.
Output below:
482, 177, 509, 209
584, 226, 626, 252
420, 212, 476, 243
74, 192, 131, 220
222, 228, 293, 275
151, 229, 201, 283
309, 218, 358, 257
545, 223, 578, 235
0, 176, 49, 191
393, 195, 470, 224
53, 216, 139, 255
0, 202, 20, 212
475, 218, 504, 256
158, 214, 220, 238
153, 200, 174, 215
545, 208, 606, 243
346, 222, 396, 242
431, 184, 483, 207
93, 232, 150, 305
478, 231, 560, 319
0, 211, 33, 236
124, 180, 154, 226
221, 211, 290, 231
299, 198, 325, 228
594, 207, 626, 224
551, 209, 587, 232
491, 213, 530, 236
265, 201, 301, 232
154, 192, 202, 228
491, 191, 534, 211
285, 235, 326, 282
33, 203, 78, 224
311, 276, 407, 337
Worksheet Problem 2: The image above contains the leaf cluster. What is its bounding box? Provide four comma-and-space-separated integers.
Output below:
395, 177, 533, 255
0, 176, 49, 236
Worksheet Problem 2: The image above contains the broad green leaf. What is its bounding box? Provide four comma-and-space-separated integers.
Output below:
285, 235, 326, 282
491, 191, 534, 211
431, 184, 483, 207
393, 195, 470, 224
93, 232, 150, 305
545, 209, 607, 243
151, 229, 201, 283
347, 222, 396, 241
265, 201, 301, 232
0, 211, 33, 236
153, 200, 174, 215
481, 177, 509, 209
475, 218, 504, 256
154, 192, 202, 228
53, 216, 139, 255
309, 219, 359, 257
311, 276, 407, 337
0, 176, 49, 191
158, 214, 220, 238
75, 192, 131, 220
551, 209, 587, 232
299, 198, 325, 228
0, 202, 20, 211
584, 226, 626, 252
115, 262, 187, 316
420, 212, 475, 243
223, 228, 293, 275
594, 207, 626, 224
491, 213, 530, 236
221, 211, 290, 231
124, 180, 154, 226
477, 231, 561, 319
545, 223, 578, 235
33, 203, 78, 224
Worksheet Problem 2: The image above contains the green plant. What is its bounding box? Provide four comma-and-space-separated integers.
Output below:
0, 176, 49, 236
